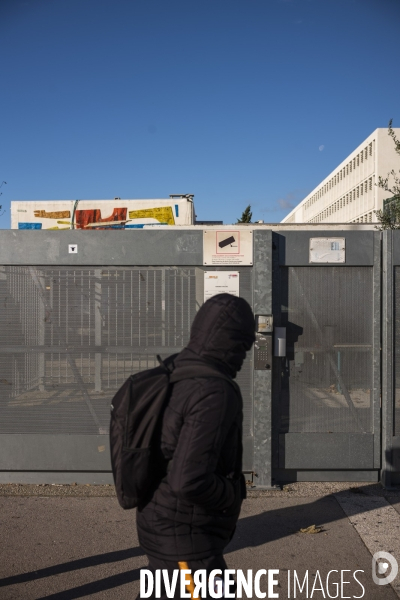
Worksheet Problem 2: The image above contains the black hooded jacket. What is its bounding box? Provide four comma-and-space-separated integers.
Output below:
136, 293, 255, 560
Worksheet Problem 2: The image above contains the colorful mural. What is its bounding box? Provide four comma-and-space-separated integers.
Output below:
12, 199, 193, 230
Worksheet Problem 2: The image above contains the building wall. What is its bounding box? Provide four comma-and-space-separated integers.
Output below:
282, 128, 400, 224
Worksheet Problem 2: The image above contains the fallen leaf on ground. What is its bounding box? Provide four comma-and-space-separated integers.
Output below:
299, 524, 323, 534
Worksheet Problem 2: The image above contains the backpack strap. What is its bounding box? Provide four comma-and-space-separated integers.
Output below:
169, 366, 241, 396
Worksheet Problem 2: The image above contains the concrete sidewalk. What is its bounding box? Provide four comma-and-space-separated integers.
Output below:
1, 482, 400, 599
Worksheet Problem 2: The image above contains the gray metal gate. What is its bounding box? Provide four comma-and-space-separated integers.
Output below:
0, 227, 384, 485
272, 230, 381, 482
382, 230, 400, 487
0, 230, 270, 484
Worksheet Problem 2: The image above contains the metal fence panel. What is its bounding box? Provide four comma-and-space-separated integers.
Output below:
0, 266, 197, 435
280, 266, 373, 434
0, 257, 255, 477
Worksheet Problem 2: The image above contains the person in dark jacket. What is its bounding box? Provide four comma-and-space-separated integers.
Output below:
137, 293, 255, 598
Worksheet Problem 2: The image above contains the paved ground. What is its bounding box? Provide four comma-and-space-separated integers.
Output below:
1, 483, 400, 599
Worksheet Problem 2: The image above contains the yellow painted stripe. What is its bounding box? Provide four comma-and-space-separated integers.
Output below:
128, 206, 175, 224
178, 561, 196, 599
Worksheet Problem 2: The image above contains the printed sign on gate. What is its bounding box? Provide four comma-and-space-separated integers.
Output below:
203, 230, 253, 265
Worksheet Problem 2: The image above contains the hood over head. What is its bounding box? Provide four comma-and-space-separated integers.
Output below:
185, 293, 255, 377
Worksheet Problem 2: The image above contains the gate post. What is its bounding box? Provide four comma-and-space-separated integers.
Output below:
253, 229, 273, 488
382, 230, 394, 487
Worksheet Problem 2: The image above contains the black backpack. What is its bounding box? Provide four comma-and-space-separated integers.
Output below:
109, 355, 239, 510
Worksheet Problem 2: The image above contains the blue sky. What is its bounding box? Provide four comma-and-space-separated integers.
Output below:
1, 0, 400, 227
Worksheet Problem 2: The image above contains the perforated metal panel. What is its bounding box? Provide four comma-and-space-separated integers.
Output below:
0, 265, 253, 437
280, 266, 373, 434
0, 266, 197, 434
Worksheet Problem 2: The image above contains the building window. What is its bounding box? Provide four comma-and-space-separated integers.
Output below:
365, 181, 368, 193
353, 158, 356, 169
357, 186, 359, 198
349, 162, 352, 173
369, 143, 372, 156
357, 155, 359, 166
369, 178, 372, 190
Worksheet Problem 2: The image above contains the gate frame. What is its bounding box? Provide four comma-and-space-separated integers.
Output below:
0, 225, 383, 485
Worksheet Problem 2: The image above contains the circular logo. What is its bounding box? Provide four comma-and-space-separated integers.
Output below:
372, 551, 398, 585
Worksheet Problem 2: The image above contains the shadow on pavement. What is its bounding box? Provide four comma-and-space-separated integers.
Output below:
0, 547, 144, 589
1, 484, 397, 599
34, 568, 142, 600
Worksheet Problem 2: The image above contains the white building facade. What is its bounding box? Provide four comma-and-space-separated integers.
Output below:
281, 128, 400, 224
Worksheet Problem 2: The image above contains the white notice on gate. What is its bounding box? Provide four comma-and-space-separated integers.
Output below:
203, 230, 253, 265
309, 237, 345, 263
204, 272, 240, 302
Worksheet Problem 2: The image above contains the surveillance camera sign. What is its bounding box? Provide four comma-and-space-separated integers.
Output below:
203, 230, 253, 265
